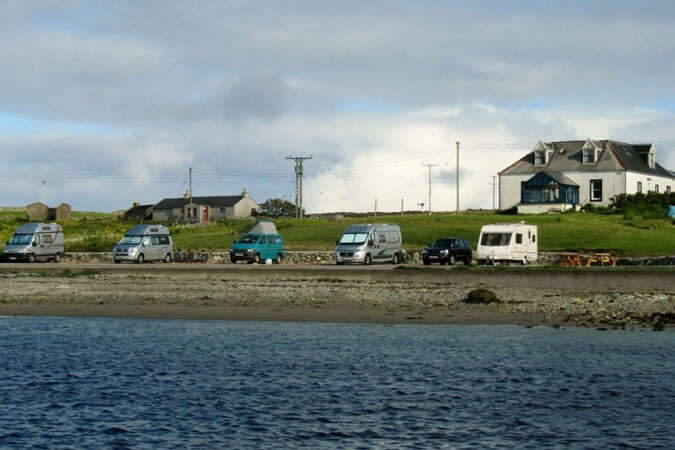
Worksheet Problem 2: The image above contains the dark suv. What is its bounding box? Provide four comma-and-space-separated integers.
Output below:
422, 237, 472, 265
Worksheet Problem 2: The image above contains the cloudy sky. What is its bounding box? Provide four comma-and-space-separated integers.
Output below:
1, 0, 674, 213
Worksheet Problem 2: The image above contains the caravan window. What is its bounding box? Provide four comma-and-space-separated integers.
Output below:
339, 233, 369, 244
515, 233, 522, 244
481, 233, 511, 246
120, 236, 143, 245
8, 234, 33, 245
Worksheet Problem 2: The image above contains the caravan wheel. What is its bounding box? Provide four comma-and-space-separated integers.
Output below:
522, 255, 529, 265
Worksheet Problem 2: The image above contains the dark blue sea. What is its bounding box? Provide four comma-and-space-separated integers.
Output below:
0, 318, 673, 449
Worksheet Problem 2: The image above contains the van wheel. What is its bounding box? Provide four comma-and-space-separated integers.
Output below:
449, 255, 456, 265
163, 253, 172, 263
274, 254, 282, 264
364, 254, 372, 265
136, 253, 145, 264
53, 253, 61, 263
392, 253, 400, 265
27, 253, 36, 263
253, 253, 261, 264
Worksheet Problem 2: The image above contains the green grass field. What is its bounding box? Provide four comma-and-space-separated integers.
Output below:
0, 210, 673, 255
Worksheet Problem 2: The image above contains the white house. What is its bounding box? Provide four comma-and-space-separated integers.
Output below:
499, 139, 674, 213
152, 188, 260, 223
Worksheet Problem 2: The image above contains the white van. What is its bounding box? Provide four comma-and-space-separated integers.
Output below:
335, 223, 403, 265
113, 225, 173, 264
477, 223, 538, 265
3, 222, 65, 263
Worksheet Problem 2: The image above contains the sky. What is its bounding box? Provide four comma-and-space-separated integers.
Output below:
1, 0, 675, 214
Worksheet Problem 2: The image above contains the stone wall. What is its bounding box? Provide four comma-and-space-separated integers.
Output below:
63, 251, 674, 266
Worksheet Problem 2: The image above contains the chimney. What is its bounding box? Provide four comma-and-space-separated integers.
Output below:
242, 188, 249, 197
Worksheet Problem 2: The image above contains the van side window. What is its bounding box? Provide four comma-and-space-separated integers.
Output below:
151, 236, 160, 245
43, 235, 53, 244
260, 236, 267, 244
33, 235, 41, 245
378, 233, 386, 243
158, 236, 170, 245
515, 233, 522, 244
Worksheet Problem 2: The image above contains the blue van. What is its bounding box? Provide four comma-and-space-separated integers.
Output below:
230, 233, 285, 264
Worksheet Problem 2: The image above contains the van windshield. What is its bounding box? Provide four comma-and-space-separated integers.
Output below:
119, 236, 143, 245
339, 233, 369, 245
8, 234, 33, 245
236, 235, 259, 244
480, 233, 511, 246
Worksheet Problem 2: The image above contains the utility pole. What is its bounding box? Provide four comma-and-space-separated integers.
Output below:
490, 175, 499, 210
422, 163, 438, 216
40, 180, 46, 204
286, 155, 312, 219
188, 167, 193, 221
456, 141, 460, 215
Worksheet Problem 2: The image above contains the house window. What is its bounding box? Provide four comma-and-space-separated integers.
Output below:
667, 186, 671, 194
582, 148, 597, 164
220, 208, 226, 219
590, 180, 603, 202
534, 150, 547, 165
637, 181, 642, 193
654, 184, 659, 193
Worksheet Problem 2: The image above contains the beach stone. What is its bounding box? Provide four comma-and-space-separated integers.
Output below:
464, 288, 501, 304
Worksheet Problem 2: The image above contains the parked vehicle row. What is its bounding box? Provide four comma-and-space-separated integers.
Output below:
1, 221, 538, 266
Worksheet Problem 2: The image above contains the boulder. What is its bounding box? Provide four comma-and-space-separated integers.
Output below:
464, 288, 501, 304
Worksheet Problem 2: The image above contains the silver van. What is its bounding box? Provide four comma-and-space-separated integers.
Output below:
3, 222, 65, 263
335, 223, 403, 265
113, 225, 173, 264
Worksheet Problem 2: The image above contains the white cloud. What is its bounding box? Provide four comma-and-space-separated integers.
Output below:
0, 1, 673, 212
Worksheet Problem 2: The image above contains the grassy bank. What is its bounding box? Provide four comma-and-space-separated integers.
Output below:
0, 210, 673, 255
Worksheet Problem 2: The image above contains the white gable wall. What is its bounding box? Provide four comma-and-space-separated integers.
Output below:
625, 172, 674, 194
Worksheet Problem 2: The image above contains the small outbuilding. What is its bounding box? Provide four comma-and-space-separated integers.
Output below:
26, 202, 71, 222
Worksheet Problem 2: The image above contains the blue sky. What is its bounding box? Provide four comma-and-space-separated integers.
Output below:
1, 0, 674, 212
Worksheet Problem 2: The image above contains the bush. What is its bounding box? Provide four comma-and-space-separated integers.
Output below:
610, 192, 673, 219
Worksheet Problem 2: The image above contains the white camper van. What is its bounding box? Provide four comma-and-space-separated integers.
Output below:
113, 225, 173, 264
3, 222, 65, 262
335, 223, 403, 265
477, 222, 537, 265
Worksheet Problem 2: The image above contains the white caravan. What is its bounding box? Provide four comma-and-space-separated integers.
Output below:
3, 222, 65, 262
335, 223, 404, 265
477, 222, 538, 265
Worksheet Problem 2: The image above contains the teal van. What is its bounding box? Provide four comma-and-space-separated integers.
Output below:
230, 233, 285, 264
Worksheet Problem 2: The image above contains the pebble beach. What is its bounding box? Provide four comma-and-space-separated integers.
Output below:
1, 268, 673, 330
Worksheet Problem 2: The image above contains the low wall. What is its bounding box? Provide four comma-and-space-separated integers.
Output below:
63, 251, 675, 266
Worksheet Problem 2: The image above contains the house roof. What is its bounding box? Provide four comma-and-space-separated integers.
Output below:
500, 140, 673, 178
154, 195, 249, 209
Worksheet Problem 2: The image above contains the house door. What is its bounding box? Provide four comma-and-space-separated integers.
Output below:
203, 206, 209, 222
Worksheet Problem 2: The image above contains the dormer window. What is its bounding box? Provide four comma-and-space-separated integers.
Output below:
582, 139, 600, 164
648, 147, 655, 169
533, 140, 551, 166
